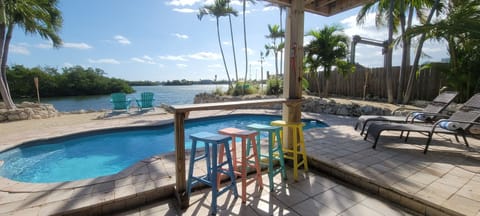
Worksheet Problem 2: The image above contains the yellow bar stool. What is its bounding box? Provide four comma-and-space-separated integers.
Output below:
271, 120, 308, 181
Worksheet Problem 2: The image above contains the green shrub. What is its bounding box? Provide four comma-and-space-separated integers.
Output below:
266, 78, 282, 95
228, 81, 258, 96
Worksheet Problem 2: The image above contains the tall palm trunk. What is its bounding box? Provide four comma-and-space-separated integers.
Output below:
279, 7, 283, 76
396, 2, 410, 104
0, 16, 15, 109
227, 13, 238, 82
216, 18, 232, 88
242, 0, 248, 95
2, 24, 13, 96
403, 0, 440, 104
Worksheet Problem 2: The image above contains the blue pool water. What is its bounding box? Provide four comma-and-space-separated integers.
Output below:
0, 114, 327, 183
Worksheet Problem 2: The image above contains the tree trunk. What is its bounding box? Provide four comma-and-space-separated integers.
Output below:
216, 18, 232, 89
403, 0, 440, 104
227, 14, 238, 82
242, 0, 248, 95
0, 14, 15, 109
385, 0, 395, 103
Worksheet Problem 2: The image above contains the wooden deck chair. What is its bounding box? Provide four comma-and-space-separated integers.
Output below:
136, 92, 155, 111
354, 91, 459, 135
110, 93, 131, 111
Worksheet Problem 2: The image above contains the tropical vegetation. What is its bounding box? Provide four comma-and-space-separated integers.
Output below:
6, 65, 133, 98
0, 0, 63, 109
405, 0, 480, 101
264, 24, 285, 94
304, 25, 354, 97
197, 0, 238, 89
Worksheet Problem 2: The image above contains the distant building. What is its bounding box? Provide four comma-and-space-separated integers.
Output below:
199, 79, 214, 84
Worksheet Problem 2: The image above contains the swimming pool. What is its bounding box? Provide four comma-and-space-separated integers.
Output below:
0, 114, 327, 183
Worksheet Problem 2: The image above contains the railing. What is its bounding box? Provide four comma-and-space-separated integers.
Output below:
167, 98, 301, 208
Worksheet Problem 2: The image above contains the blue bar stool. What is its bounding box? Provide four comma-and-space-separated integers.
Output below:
246, 123, 286, 192
187, 132, 238, 215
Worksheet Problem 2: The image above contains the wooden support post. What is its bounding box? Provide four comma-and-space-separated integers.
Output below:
174, 112, 188, 209
282, 0, 304, 149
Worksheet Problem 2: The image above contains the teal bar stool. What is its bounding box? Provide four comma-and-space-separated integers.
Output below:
187, 132, 238, 215
246, 123, 286, 191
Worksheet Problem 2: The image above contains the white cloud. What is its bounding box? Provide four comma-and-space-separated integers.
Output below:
188, 52, 221, 60
173, 8, 197, 13
166, 0, 202, 6
11, 45, 30, 55
177, 63, 188, 68
114, 35, 131, 45
208, 64, 223, 68
222, 41, 231, 46
159, 55, 188, 61
263, 6, 277, 12
63, 62, 74, 68
173, 33, 189, 39
131, 55, 156, 64
88, 58, 120, 64
242, 48, 255, 55
63, 42, 93, 50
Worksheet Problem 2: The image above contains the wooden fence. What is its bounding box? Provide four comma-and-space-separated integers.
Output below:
306, 65, 448, 101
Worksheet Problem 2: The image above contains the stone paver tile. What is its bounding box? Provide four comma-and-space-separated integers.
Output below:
45, 189, 75, 203
0, 192, 29, 205
114, 184, 137, 199
436, 172, 472, 188
339, 203, 384, 216
331, 184, 368, 203
362, 197, 415, 216
248, 191, 298, 216
443, 195, 480, 216
457, 180, 480, 202
392, 179, 427, 195
291, 198, 337, 216
139, 199, 177, 216
416, 181, 458, 205
270, 184, 309, 207
314, 188, 358, 214
115, 208, 140, 216
10, 206, 40, 216
405, 171, 439, 186
290, 178, 331, 197
448, 167, 476, 179
0, 201, 23, 214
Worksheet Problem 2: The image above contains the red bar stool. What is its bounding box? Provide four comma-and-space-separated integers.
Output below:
218, 127, 263, 203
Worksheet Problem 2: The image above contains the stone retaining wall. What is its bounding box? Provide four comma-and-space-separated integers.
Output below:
0, 102, 59, 122
194, 93, 394, 116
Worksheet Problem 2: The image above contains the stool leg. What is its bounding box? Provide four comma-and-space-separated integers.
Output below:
224, 141, 239, 197
268, 131, 275, 192
275, 130, 287, 180
205, 141, 211, 181
240, 136, 247, 203
187, 139, 197, 197
299, 127, 308, 172
211, 142, 218, 214
292, 127, 298, 181
217, 143, 226, 188
250, 136, 263, 189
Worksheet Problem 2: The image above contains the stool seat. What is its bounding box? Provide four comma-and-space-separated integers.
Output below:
271, 120, 309, 181
190, 131, 231, 142
218, 127, 263, 203
187, 132, 238, 215
247, 123, 286, 191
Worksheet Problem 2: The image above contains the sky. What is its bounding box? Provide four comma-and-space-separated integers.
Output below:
9, 0, 449, 82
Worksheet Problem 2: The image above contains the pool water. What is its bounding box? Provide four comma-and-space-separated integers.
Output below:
0, 114, 327, 183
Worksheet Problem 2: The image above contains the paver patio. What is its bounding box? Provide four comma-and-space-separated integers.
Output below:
0, 109, 478, 215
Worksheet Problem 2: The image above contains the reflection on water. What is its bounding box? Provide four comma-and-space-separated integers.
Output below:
28, 85, 228, 112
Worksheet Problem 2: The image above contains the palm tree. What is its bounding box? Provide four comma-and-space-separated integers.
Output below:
357, 0, 434, 103
405, 0, 480, 101
304, 25, 352, 97
198, 0, 238, 89
241, 0, 255, 95
225, 1, 239, 83
0, 0, 62, 110
265, 24, 284, 83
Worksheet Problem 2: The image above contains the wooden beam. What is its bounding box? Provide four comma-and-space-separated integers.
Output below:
264, 0, 369, 16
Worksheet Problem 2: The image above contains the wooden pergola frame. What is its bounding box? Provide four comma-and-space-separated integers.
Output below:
173, 0, 378, 209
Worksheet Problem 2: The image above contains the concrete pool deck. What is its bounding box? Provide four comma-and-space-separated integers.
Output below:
0, 109, 479, 215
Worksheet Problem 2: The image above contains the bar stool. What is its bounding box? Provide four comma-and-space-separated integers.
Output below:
187, 132, 238, 214
218, 127, 263, 203
246, 123, 286, 191
271, 120, 309, 181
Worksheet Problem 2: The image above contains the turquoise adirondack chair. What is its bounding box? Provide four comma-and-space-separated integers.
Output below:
136, 92, 155, 111
110, 93, 131, 111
